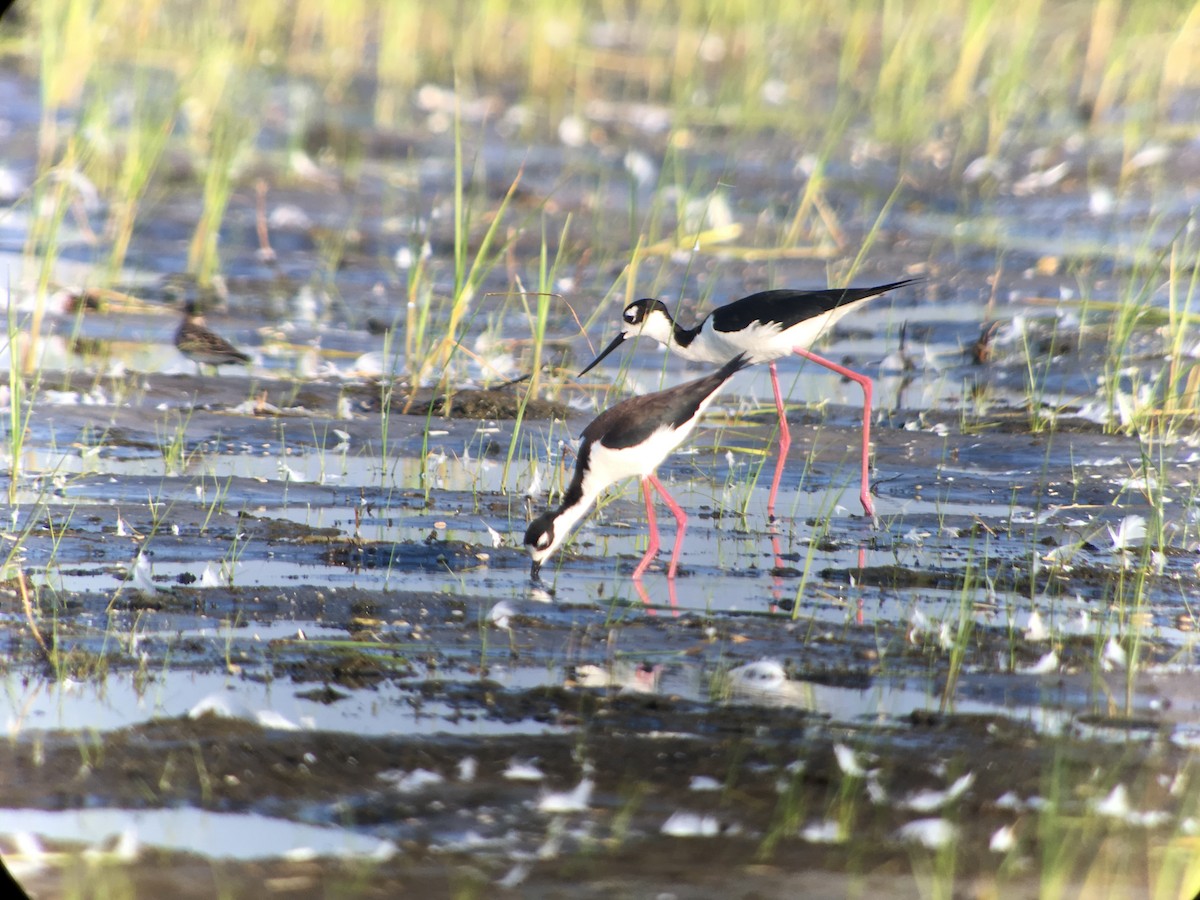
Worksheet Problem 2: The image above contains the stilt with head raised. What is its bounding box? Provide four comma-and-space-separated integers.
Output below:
578, 280, 916, 521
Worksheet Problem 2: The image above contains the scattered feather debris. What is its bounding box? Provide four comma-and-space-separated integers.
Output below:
537, 778, 593, 814
660, 811, 720, 837
504, 760, 545, 782
895, 817, 957, 849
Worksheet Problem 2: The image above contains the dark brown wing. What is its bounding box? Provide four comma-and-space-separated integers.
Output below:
581, 353, 749, 451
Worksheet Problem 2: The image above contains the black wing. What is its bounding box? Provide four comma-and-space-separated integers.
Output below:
581, 354, 749, 451
709, 279, 915, 334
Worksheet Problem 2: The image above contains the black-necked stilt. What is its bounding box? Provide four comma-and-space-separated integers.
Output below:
175, 301, 251, 374
525, 353, 751, 581
578, 280, 916, 519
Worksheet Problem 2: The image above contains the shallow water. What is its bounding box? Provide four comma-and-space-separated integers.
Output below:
2, 50, 1200, 900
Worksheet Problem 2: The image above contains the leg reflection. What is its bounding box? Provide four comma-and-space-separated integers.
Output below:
769, 526, 787, 611
633, 575, 680, 616
855, 544, 867, 626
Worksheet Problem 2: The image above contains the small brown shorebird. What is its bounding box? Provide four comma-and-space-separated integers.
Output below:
174, 301, 250, 374
525, 353, 750, 582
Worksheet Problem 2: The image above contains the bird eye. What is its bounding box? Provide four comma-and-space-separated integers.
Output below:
536, 533, 551, 549
623, 310, 636, 323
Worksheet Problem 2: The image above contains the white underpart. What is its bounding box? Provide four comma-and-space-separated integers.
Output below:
583, 423, 692, 488
633, 302, 865, 366
533, 381, 728, 563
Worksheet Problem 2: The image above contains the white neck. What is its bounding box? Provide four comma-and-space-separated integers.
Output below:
540, 490, 600, 562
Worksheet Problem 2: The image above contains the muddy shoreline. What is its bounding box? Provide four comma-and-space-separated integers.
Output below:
3, 8, 1200, 892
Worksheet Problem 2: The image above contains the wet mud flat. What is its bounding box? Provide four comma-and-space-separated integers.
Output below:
3, 574, 1198, 900
5, 221, 1200, 897
4, 364, 1200, 898
4, 6, 1200, 891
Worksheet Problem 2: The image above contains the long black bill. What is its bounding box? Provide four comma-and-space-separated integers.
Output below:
577, 332, 627, 377
530, 559, 542, 581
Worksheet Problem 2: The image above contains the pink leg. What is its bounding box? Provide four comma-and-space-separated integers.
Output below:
766, 361, 791, 520
650, 474, 688, 578
793, 347, 876, 521
633, 474, 688, 580
633, 478, 660, 580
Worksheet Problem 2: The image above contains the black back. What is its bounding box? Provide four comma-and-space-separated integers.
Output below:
581, 353, 750, 451
548, 354, 749, 518
709, 279, 915, 335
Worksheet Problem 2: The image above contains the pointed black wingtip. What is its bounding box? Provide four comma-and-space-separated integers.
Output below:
841, 277, 923, 297
827, 276, 923, 308
722, 351, 753, 376
876, 276, 924, 293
